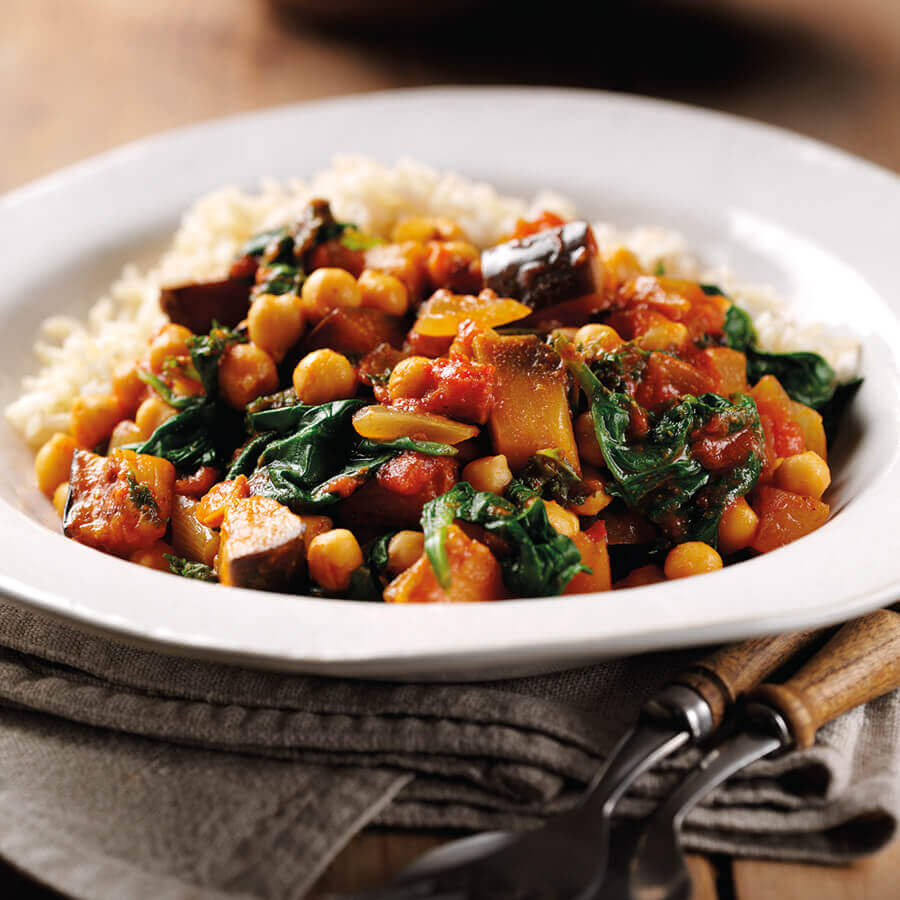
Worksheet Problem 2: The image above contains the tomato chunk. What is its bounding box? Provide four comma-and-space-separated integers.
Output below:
383, 524, 503, 603
750, 486, 829, 553
388, 355, 496, 424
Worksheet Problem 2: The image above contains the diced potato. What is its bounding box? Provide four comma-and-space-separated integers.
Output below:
564, 522, 612, 594
383, 524, 503, 603
414, 289, 531, 337
171, 495, 220, 567
471, 332, 580, 473
789, 400, 827, 460
218, 496, 305, 591
352, 405, 478, 445
750, 486, 830, 553
63, 448, 175, 556
195, 476, 250, 529
702, 347, 748, 395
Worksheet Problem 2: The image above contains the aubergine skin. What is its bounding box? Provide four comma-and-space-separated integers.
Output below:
159, 275, 254, 334
481, 221, 604, 310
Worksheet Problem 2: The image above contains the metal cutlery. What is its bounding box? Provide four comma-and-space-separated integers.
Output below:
621, 607, 900, 900
338, 629, 820, 900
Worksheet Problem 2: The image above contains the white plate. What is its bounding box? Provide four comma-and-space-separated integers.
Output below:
1, 88, 898, 679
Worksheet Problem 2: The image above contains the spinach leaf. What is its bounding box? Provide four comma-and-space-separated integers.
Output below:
164, 554, 218, 582
253, 263, 305, 297
745, 348, 836, 409
719, 296, 839, 409
421, 481, 588, 597
722, 303, 757, 353
134, 324, 247, 471
186, 323, 246, 398
557, 337, 764, 545
243, 400, 457, 512
239, 227, 289, 259
518, 450, 592, 506
347, 532, 396, 602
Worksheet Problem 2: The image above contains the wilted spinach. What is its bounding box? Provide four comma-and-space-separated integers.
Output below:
421, 481, 588, 597
241, 399, 457, 512
134, 324, 246, 471
347, 532, 396, 602
518, 450, 592, 506
557, 337, 764, 546
708, 286, 840, 410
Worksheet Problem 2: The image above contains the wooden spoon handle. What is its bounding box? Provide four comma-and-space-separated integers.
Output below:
673, 630, 822, 728
752, 608, 900, 749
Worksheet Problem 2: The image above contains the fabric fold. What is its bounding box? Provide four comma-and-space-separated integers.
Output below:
0, 601, 896, 898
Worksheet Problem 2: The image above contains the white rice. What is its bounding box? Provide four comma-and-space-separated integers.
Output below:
5, 155, 859, 448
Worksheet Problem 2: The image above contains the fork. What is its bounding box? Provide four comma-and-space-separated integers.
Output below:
336, 630, 820, 900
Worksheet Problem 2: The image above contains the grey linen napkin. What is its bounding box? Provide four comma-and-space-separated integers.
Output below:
0, 601, 896, 900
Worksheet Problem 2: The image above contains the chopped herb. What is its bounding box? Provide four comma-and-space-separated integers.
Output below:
164, 554, 218, 582
340, 229, 381, 251
654, 262, 665, 276
517, 450, 592, 506
127, 471, 159, 521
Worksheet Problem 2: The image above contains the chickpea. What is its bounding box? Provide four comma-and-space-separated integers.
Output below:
71, 394, 121, 449
387, 356, 433, 400
462, 455, 513, 495
570, 466, 613, 516
112, 361, 146, 416
637, 319, 688, 352
129, 540, 175, 573
357, 269, 409, 316
664, 542, 723, 580
34, 432, 77, 496
774, 451, 831, 500
300, 267, 361, 323
717, 497, 760, 555
574, 324, 623, 356
391, 216, 464, 244
292, 349, 357, 405
307, 529, 364, 592
386, 530, 425, 575
148, 323, 194, 374
248, 292, 305, 362
218, 343, 279, 410
52, 481, 69, 518
543, 500, 580, 537
135, 396, 178, 439
575, 412, 606, 468
108, 419, 144, 451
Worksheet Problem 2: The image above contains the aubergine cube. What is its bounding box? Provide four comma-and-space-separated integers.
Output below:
159, 275, 253, 333
481, 221, 604, 310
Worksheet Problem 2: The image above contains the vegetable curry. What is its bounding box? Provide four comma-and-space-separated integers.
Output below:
35, 200, 854, 601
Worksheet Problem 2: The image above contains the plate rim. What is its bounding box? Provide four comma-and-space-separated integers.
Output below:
1, 85, 899, 678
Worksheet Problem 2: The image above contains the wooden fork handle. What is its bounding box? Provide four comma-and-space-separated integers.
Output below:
673, 630, 822, 728
752, 608, 900, 749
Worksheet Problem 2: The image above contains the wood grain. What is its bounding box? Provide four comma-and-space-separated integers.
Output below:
752, 609, 900, 749
675, 630, 822, 727
733, 839, 900, 900
307, 831, 720, 898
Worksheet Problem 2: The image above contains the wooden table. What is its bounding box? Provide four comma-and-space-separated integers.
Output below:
2, 1, 898, 897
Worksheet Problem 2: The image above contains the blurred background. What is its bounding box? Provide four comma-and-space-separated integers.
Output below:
2, 0, 898, 189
